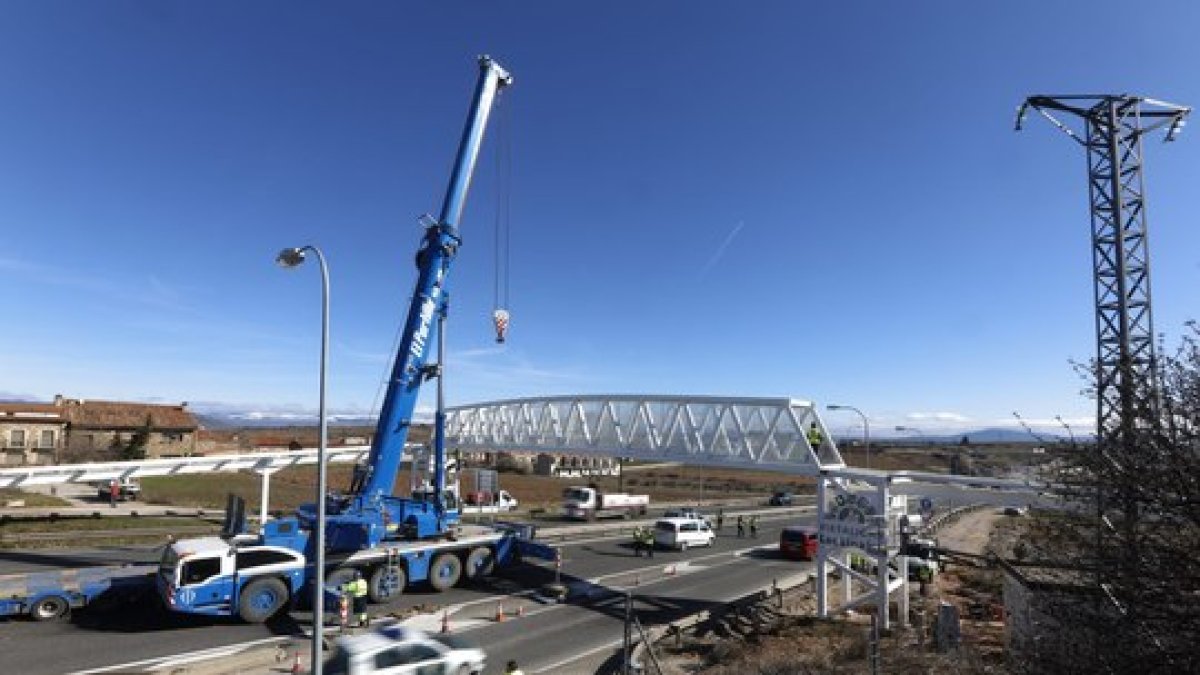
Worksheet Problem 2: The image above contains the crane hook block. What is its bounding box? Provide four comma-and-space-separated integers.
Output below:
493, 309, 510, 344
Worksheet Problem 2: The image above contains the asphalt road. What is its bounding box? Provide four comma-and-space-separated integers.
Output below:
0, 513, 813, 675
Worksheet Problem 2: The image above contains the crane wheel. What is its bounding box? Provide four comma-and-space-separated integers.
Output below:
326, 567, 358, 591
428, 552, 462, 592
238, 577, 289, 623
463, 547, 495, 583
368, 565, 406, 603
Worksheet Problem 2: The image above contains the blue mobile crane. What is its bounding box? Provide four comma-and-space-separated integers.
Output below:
155, 56, 555, 623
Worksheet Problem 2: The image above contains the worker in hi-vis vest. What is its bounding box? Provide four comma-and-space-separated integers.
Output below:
807, 423, 823, 450
343, 570, 369, 627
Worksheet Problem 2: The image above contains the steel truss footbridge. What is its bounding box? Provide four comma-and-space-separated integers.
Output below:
444, 394, 846, 473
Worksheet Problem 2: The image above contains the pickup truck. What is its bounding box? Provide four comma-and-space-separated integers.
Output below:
95, 479, 141, 501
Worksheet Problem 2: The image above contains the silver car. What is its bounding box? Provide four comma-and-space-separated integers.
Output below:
323, 624, 485, 675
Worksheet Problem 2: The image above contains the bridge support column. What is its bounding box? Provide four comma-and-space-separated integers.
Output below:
256, 468, 281, 531
845, 552, 854, 606
815, 476, 828, 618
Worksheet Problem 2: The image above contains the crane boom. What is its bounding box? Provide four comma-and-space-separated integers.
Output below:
355, 56, 511, 504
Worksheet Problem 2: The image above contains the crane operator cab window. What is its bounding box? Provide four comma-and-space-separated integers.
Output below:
181, 557, 221, 586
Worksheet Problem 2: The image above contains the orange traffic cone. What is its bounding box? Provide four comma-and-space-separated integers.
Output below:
666, 564, 677, 576
495, 603, 506, 622
516, 604, 525, 618
291, 651, 302, 674
441, 610, 452, 634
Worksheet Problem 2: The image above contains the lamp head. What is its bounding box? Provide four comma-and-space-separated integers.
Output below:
276, 247, 307, 269
826, 404, 844, 411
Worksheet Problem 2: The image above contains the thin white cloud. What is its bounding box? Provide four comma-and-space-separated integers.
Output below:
699, 221, 745, 279
906, 411, 972, 423
0, 255, 189, 311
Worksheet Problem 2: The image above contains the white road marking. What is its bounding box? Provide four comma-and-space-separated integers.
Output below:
69, 635, 289, 674
530, 636, 627, 674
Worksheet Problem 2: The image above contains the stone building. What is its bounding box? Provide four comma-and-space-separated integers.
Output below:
0, 402, 67, 465
56, 396, 199, 459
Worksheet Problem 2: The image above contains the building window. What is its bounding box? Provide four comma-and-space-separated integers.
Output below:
9, 430, 25, 448
39, 430, 55, 448
165, 432, 184, 443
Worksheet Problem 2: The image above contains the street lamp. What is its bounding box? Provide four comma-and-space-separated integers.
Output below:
276, 245, 330, 675
827, 404, 871, 468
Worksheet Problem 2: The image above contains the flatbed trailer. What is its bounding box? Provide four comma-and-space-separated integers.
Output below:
0, 564, 156, 621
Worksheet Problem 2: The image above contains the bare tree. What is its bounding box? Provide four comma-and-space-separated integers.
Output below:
1022, 325, 1200, 673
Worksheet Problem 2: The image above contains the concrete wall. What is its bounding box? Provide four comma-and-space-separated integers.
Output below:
1004, 569, 1105, 673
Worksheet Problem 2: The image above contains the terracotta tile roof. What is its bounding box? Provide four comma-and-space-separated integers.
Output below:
58, 398, 197, 431
0, 401, 66, 423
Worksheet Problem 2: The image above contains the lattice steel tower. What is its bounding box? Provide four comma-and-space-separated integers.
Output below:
1016, 95, 1189, 449
1017, 94, 1190, 669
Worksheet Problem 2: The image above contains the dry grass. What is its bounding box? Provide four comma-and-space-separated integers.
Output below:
0, 516, 211, 534
0, 487, 72, 507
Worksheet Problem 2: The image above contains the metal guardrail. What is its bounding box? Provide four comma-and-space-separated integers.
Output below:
631, 570, 816, 673
527, 505, 817, 544
921, 503, 988, 537
1, 525, 219, 544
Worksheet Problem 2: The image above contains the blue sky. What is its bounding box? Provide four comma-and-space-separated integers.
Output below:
1, 1, 1197, 436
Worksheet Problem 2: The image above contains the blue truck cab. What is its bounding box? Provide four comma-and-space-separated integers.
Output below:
158, 522, 309, 622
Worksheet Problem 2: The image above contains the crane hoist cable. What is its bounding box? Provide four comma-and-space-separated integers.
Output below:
492, 89, 513, 343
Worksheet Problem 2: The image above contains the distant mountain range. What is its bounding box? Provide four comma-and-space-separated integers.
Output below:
196, 411, 379, 429
861, 427, 1091, 444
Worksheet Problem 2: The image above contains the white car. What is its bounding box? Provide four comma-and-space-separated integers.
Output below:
661, 508, 711, 525
653, 517, 716, 551
323, 625, 485, 675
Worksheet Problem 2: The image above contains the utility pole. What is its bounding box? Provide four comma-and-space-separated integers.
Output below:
1016, 93, 1190, 667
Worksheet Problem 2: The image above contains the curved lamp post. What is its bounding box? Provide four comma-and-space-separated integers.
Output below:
276, 245, 329, 675
828, 404, 870, 469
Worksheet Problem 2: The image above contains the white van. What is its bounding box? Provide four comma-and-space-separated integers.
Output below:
653, 518, 715, 551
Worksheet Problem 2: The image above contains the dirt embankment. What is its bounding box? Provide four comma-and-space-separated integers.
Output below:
650, 507, 1021, 674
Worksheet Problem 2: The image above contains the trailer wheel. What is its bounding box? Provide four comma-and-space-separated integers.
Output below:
31, 595, 70, 621
238, 578, 289, 623
368, 565, 405, 603
463, 547, 495, 583
428, 552, 462, 592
